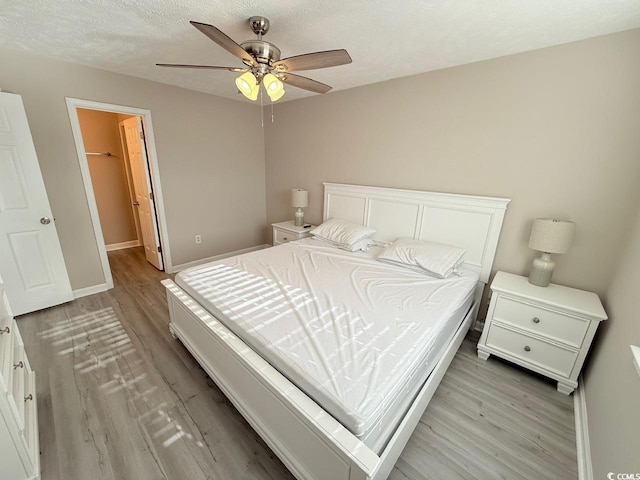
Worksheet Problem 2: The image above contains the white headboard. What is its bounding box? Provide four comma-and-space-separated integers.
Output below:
323, 183, 510, 284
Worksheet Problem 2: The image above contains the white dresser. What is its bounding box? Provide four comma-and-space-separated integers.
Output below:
271, 221, 315, 246
478, 271, 607, 394
0, 275, 40, 479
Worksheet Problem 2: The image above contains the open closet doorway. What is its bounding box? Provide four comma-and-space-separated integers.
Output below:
66, 98, 172, 289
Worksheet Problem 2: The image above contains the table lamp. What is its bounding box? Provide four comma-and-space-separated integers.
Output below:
528, 218, 575, 287
291, 189, 308, 226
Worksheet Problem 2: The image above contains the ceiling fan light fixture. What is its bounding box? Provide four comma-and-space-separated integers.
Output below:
264, 73, 285, 101
235, 71, 259, 101
267, 86, 285, 102
263, 73, 280, 91
158, 18, 352, 100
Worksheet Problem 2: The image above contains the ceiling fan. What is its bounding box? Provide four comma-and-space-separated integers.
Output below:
157, 16, 352, 102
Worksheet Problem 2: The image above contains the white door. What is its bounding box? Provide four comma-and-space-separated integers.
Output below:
121, 117, 163, 270
0, 92, 73, 315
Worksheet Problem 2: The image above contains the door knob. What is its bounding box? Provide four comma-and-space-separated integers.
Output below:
133, 201, 140, 206
40, 217, 51, 225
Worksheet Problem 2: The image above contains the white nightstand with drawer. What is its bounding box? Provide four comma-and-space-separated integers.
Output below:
477, 271, 607, 394
271, 221, 315, 246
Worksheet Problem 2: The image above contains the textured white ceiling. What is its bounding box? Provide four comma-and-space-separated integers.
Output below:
2, 0, 640, 103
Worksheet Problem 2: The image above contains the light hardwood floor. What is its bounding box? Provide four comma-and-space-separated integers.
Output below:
17, 247, 577, 480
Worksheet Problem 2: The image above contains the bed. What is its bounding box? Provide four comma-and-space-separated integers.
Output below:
162, 183, 510, 480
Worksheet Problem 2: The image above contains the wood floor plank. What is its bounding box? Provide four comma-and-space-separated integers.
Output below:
17, 247, 578, 480
184, 389, 294, 479
48, 363, 117, 480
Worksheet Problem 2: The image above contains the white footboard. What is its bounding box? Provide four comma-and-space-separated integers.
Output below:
163, 279, 474, 480
163, 279, 379, 480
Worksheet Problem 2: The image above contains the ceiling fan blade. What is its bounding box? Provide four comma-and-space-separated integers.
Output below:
156, 63, 246, 72
190, 21, 255, 66
280, 73, 332, 94
273, 49, 352, 72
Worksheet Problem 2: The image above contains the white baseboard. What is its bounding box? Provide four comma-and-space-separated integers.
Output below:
574, 374, 593, 480
171, 244, 271, 273
105, 240, 141, 252
73, 283, 110, 299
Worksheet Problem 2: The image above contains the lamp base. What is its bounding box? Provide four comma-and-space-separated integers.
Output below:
294, 208, 304, 227
528, 253, 555, 287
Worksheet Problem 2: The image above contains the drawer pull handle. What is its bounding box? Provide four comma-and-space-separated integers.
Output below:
532, 317, 540, 324
524, 346, 531, 352
24, 394, 33, 402
13, 361, 24, 369
283, 237, 288, 241
0, 326, 9, 334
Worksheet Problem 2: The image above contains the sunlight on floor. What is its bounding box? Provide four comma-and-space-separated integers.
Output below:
38, 306, 205, 449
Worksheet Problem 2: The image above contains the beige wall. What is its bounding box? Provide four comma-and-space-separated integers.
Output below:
264, 28, 640, 476
0, 47, 266, 289
77, 109, 138, 246
265, 29, 640, 301
586, 205, 640, 477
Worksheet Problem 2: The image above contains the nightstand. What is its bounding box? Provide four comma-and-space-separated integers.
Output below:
271, 221, 315, 246
477, 271, 607, 394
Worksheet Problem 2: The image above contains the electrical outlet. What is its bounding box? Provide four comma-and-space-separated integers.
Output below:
195, 235, 202, 244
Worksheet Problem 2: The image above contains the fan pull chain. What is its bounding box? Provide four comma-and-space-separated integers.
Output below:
260, 88, 264, 128
271, 100, 275, 123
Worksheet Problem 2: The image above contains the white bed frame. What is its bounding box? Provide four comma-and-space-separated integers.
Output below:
162, 183, 510, 480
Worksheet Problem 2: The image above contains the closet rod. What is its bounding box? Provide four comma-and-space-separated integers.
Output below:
85, 152, 116, 157
85, 152, 113, 156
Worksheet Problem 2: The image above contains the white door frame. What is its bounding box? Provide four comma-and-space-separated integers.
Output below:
66, 98, 173, 289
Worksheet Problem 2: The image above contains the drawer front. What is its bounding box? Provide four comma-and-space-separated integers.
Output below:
274, 228, 295, 244
10, 341, 26, 429
486, 324, 578, 378
0, 316, 14, 392
493, 295, 589, 347
23, 369, 38, 462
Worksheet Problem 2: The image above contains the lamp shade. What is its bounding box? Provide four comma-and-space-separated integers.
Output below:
528, 218, 575, 254
291, 189, 308, 208
264, 73, 285, 102
235, 72, 259, 101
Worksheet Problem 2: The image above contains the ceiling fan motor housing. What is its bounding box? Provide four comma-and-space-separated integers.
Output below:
241, 40, 281, 66
243, 16, 281, 69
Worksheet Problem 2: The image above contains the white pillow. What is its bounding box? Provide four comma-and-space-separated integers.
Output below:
377, 238, 465, 278
310, 218, 376, 247
340, 237, 374, 252
312, 235, 373, 252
